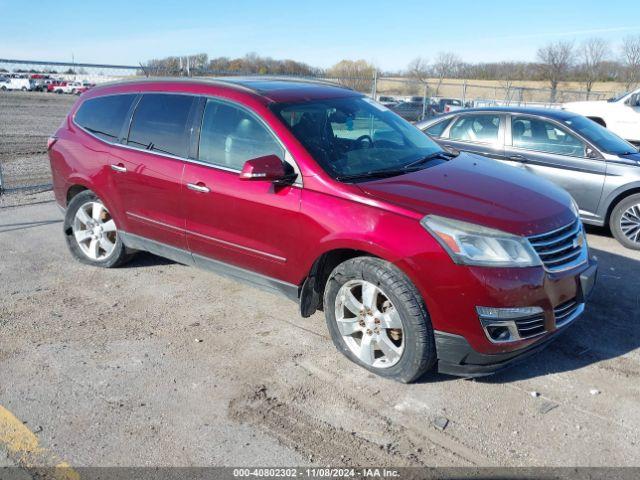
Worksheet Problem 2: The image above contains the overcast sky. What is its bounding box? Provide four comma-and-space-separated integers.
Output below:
2, 0, 640, 70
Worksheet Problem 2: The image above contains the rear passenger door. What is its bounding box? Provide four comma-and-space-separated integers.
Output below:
439, 113, 506, 161
182, 97, 302, 284
115, 93, 198, 250
506, 115, 606, 216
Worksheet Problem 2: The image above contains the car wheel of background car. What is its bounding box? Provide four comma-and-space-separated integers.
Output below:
1, 86, 6, 91
64, 190, 135, 267
323, 256, 436, 383
610, 193, 640, 250
21, 87, 27, 92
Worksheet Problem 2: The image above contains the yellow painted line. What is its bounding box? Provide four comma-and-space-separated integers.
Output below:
0, 404, 80, 480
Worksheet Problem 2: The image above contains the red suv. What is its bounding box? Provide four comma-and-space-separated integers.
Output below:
48, 78, 597, 382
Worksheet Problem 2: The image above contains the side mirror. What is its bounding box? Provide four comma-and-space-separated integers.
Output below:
586, 147, 599, 159
239, 155, 292, 182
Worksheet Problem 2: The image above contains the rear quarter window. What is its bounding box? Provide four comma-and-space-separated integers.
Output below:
74, 94, 137, 142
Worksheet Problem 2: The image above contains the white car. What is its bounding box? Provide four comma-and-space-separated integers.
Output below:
53, 81, 83, 94
0, 78, 31, 91
563, 89, 640, 144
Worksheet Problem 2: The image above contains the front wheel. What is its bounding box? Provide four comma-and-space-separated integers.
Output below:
324, 257, 436, 383
610, 193, 640, 250
64, 190, 134, 267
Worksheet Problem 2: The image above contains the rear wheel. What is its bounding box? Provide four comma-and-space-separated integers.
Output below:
64, 190, 134, 267
324, 257, 436, 383
610, 193, 640, 250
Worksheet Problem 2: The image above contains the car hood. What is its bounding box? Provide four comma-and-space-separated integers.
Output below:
357, 153, 576, 237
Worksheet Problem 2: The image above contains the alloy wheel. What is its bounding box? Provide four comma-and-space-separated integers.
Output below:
620, 203, 640, 244
334, 280, 405, 369
73, 201, 118, 260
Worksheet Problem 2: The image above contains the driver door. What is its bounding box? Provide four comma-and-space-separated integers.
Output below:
183, 97, 303, 284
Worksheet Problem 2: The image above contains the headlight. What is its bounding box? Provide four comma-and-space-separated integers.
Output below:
420, 215, 541, 267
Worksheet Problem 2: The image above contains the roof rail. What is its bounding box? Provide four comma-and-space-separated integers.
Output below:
217, 75, 354, 91
87, 76, 262, 95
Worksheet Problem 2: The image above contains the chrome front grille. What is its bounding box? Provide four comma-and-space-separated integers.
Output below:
514, 314, 546, 339
554, 299, 581, 327
528, 219, 586, 272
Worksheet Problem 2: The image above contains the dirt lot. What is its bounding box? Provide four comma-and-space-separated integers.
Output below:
1, 92, 640, 473
0, 91, 76, 190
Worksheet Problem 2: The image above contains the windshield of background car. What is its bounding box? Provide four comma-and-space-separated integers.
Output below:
564, 115, 638, 155
271, 96, 444, 179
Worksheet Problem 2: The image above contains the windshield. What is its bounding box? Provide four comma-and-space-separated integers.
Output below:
271, 96, 445, 180
563, 116, 638, 155
608, 92, 629, 102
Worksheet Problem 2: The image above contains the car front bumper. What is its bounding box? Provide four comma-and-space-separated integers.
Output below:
434, 259, 598, 377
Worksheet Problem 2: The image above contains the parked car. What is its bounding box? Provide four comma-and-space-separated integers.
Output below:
377, 95, 398, 107
432, 97, 463, 114
49, 78, 597, 382
389, 101, 425, 122
417, 107, 640, 249
47, 80, 66, 92
1, 77, 31, 91
54, 81, 84, 94
563, 89, 640, 145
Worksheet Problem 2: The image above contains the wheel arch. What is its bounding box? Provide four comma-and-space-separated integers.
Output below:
299, 247, 381, 318
587, 116, 606, 127
66, 183, 90, 205
604, 185, 640, 224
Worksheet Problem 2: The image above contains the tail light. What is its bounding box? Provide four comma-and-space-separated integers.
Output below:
47, 136, 58, 151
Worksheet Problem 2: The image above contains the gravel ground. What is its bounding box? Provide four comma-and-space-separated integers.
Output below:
1, 92, 639, 471
0, 91, 75, 190
0, 200, 639, 469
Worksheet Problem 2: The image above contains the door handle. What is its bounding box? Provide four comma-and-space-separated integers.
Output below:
110, 163, 127, 173
508, 154, 526, 162
187, 182, 210, 193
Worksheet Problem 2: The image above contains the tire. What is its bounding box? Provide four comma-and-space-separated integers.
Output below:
323, 256, 436, 383
21, 87, 27, 91
64, 190, 134, 267
610, 193, 640, 250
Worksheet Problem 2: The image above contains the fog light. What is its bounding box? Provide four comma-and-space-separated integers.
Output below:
486, 325, 512, 342
476, 306, 544, 344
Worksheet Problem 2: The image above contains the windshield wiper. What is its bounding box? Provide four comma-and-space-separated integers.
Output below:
401, 150, 457, 170
335, 169, 411, 182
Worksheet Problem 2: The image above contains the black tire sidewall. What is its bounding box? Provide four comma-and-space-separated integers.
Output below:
64, 190, 131, 268
610, 194, 640, 250
324, 257, 436, 383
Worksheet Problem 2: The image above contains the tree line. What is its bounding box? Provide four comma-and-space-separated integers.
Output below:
142, 35, 640, 98
407, 35, 640, 101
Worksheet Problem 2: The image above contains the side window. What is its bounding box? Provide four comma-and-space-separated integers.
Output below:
74, 94, 137, 142
424, 119, 450, 138
198, 99, 284, 170
448, 114, 501, 143
330, 107, 403, 146
128, 94, 195, 158
512, 116, 586, 156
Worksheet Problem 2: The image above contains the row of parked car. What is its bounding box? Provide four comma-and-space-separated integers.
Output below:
0, 75, 94, 94
378, 95, 466, 122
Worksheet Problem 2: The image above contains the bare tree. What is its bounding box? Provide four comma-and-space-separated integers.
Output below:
432, 52, 462, 96
407, 57, 429, 84
621, 35, 640, 90
537, 40, 574, 102
578, 38, 609, 99
327, 59, 375, 92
